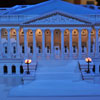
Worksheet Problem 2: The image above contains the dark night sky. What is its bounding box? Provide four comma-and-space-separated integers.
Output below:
0, 0, 100, 7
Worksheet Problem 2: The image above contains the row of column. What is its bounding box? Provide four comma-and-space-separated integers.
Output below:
0, 27, 99, 59
23, 28, 99, 59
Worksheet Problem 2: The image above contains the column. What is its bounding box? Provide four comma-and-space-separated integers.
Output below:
16, 64, 20, 74
8, 65, 11, 74
78, 29, 82, 59
16, 28, 20, 58
51, 29, 54, 57
69, 29, 73, 59
24, 29, 28, 59
61, 29, 64, 59
0, 28, 2, 58
95, 28, 99, 57
88, 29, 91, 57
42, 29, 45, 57
32, 29, 36, 60
7, 28, 11, 58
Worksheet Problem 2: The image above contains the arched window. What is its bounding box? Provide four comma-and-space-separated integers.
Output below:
20, 65, 24, 74
3, 66, 8, 74
12, 65, 16, 74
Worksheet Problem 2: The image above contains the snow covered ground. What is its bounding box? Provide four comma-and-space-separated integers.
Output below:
8, 60, 100, 100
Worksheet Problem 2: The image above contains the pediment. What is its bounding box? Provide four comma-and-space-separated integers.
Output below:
23, 11, 91, 25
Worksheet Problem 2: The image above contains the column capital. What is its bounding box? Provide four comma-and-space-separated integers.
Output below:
69, 28, 74, 32
60, 29, 65, 33
78, 28, 82, 32
50, 29, 54, 33
23, 28, 28, 31
87, 28, 92, 31
41, 29, 46, 32
32, 29, 36, 33
15, 28, 19, 31
7, 28, 11, 32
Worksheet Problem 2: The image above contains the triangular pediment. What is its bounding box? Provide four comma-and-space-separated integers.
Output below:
23, 11, 91, 25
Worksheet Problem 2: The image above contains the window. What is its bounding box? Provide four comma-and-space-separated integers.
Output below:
89, 6, 95, 9
65, 46, 67, 53
3, 66, 8, 74
91, 45, 93, 53
99, 46, 100, 52
47, 46, 49, 53
30, 46, 33, 53
73, 46, 76, 53
38, 46, 41, 53
5, 46, 7, 54
22, 46, 24, 53
12, 65, 16, 74
93, 65, 95, 73
3, 32, 7, 36
82, 46, 84, 53
99, 65, 100, 73
13, 46, 16, 54
20, 65, 24, 74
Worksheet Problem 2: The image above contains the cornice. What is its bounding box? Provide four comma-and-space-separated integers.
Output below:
0, 23, 99, 28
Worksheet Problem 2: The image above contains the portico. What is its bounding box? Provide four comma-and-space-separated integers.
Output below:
0, 26, 100, 60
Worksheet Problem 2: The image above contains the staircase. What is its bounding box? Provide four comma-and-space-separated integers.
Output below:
36, 60, 81, 81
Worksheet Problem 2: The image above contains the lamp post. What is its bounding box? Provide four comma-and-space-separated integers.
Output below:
85, 57, 92, 73
25, 59, 32, 74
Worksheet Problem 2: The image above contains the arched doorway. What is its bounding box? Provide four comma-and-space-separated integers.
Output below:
36, 29, 42, 54
20, 65, 24, 74
64, 29, 69, 54
81, 29, 88, 56
72, 29, 78, 55
45, 29, 51, 54
3, 66, 8, 74
12, 65, 16, 74
54, 29, 61, 55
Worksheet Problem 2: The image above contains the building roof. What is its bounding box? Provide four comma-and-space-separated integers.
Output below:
5, 0, 99, 15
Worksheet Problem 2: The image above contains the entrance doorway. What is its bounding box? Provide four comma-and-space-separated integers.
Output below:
54, 46, 60, 55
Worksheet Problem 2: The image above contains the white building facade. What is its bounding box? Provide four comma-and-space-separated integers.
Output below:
0, 0, 100, 75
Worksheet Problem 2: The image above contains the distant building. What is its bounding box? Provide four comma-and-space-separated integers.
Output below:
64, 0, 97, 5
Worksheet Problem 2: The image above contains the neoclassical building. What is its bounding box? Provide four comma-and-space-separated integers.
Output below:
0, 0, 100, 75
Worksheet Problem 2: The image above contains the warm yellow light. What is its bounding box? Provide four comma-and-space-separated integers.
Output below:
85, 57, 92, 62
25, 59, 32, 64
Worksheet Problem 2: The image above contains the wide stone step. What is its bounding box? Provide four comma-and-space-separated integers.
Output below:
36, 72, 81, 80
